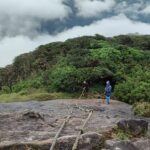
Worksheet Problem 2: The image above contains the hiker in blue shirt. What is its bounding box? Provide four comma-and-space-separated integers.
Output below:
105, 81, 112, 104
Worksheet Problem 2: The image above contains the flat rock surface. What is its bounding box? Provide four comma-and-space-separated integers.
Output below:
0, 99, 149, 146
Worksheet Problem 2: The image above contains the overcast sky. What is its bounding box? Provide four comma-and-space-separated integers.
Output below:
0, 0, 150, 67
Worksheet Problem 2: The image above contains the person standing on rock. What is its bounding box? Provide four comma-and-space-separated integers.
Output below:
82, 80, 89, 98
104, 81, 112, 104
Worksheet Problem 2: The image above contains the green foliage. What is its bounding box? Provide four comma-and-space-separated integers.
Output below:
46, 63, 114, 92
112, 124, 147, 140
91, 47, 121, 62
112, 128, 133, 140
66, 48, 91, 67
12, 75, 43, 92
29, 93, 55, 100
0, 91, 77, 103
89, 84, 105, 95
48, 65, 77, 92
114, 66, 150, 104
114, 80, 150, 104
112, 34, 150, 50
1, 86, 11, 94
0, 35, 150, 104
132, 102, 150, 117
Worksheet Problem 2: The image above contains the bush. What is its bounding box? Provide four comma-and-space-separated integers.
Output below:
114, 79, 150, 104
1, 86, 11, 94
47, 64, 114, 93
18, 90, 29, 95
47, 65, 78, 92
112, 128, 133, 140
132, 102, 150, 117
12, 76, 43, 92
91, 47, 121, 62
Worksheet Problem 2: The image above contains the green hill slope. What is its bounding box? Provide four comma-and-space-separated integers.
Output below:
0, 34, 150, 103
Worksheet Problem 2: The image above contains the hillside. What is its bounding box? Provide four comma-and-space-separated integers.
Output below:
0, 34, 150, 104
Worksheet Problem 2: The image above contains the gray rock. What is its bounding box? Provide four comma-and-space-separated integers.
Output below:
0, 132, 103, 150
105, 139, 119, 148
117, 119, 148, 136
0, 99, 150, 150
56, 132, 103, 150
133, 139, 150, 150
105, 140, 138, 150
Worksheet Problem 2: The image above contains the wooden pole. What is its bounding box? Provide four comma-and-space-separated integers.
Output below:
79, 87, 85, 99
50, 113, 72, 150
72, 111, 93, 150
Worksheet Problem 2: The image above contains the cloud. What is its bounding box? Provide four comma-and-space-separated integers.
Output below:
0, 35, 55, 67
1, 14, 150, 67
113, 1, 148, 21
141, 5, 150, 14
0, 0, 71, 38
0, 0, 71, 20
55, 14, 150, 39
74, 0, 116, 18
115, 1, 142, 14
0, 36, 39, 67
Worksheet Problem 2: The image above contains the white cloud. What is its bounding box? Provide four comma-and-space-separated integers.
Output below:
75, 0, 116, 18
141, 5, 150, 14
0, 0, 70, 20
115, 1, 141, 15
55, 14, 150, 39
0, 0, 71, 37
1, 14, 150, 67
0, 36, 40, 67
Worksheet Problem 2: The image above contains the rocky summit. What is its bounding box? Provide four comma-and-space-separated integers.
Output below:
0, 99, 149, 150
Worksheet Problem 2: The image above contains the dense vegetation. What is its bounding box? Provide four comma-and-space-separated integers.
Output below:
0, 34, 150, 103
132, 102, 150, 117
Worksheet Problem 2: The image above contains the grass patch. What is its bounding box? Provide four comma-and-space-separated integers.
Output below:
0, 93, 31, 103
112, 128, 133, 140
111, 125, 148, 140
0, 87, 101, 103
0, 89, 80, 103
132, 102, 150, 117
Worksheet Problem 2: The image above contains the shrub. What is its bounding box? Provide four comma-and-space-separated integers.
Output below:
114, 76, 150, 104
47, 64, 114, 93
132, 102, 150, 117
112, 128, 133, 140
18, 90, 29, 95
12, 76, 43, 92
1, 86, 11, 94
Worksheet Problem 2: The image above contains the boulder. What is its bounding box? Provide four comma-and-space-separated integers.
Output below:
105, 138, 150, 150
55, 132, 103, 150
117, 119, 148, 136
23, 111, 44, 121
133, 139, 150, 150
0, 132, 103, 150
105, 140, 138, 150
